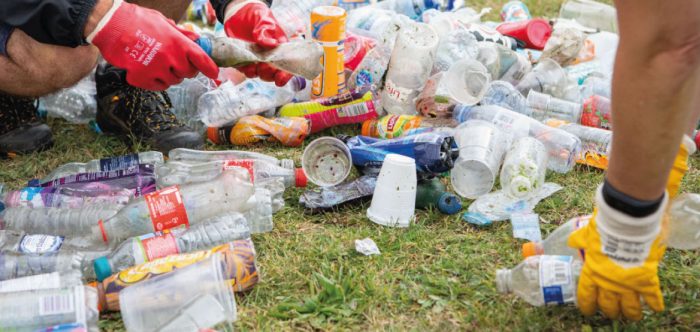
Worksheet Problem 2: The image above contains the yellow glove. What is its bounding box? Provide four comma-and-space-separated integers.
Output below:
667, 135, 696, 198
568, 185, 668, 320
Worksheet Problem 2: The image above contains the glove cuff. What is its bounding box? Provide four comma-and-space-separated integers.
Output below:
596, 184, 667, 243
87, 0, 123, 43
682, 134, 697, 155
223, 0, 265, 23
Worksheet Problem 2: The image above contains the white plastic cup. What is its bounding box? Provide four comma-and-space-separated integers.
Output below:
451, 120, 509, 199
120, 253, 236, 332
442, 59, 491, 106
367, 154, 417, 228
302, 137, 353, 187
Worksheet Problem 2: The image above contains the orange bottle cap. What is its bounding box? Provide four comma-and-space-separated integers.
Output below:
521, 242, 544, 258
361, 119, 375, 137
207, 127, 221, 144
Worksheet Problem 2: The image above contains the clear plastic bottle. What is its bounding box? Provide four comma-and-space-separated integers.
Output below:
93, 169, 255, 245
500, 137, 548, 199
0, 204, 121, 237
527, 91, 582, 123
0, 271, 83, 293
270, 0, 336, 38
545, 119, 612, 169
156, 159, 306, 188
168, 148, 296, 170
0, 285, 99, 331
480, 81, 528, 115
521, 216, 589, 259
93, 212, 250, 281
1, 186, 133, 209
0, 249, 86, 281
197, 78, 305, 127
453, 104, 581, 173
374, 0, 440, 20
496, 255, 581, 306
38, 73, 97, 124
167, 74, 217, 134
666, 193, 700, 250
41, 151, 164, 183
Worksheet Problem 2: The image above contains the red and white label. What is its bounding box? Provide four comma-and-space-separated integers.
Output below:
223, 160, 255, 182
140, 232, 179, 261
144, 186, 189, 232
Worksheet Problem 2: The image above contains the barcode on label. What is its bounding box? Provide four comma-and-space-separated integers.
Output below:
337, 102, 370, 118
39, 293, 75, 316
553, 263, 568, 284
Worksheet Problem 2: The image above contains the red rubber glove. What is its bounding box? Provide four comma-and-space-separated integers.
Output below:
223, 0, 292, 87
87, 0, 219, 91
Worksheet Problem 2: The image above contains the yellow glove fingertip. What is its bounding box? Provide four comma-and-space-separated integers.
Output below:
576, 274, 598, 317
598, 290, 621, 319
620, 292, 643, 321
643, 290, 665, 313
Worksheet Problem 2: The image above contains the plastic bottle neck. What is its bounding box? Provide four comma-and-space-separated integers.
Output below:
496, 269, 512, 294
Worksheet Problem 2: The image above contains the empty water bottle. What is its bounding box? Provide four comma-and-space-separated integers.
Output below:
545, 119, 611, 169
527, 90, 582, 123
156, 159, 306, 188
198, 78, 305, 127
1, 186, 132, 209
270, 0, 336, 37
94, 169, 254, 245
38, 73, 97, 124
500, 137, 548, 199
521, 215, 588, 259
0, 204, 120, 237
0, 286, 99, 331
41, 151, 163, 183
242, 187, 275, 234
0, 243, 89, 281
480, 81, 528, 115
93, 212, 250, 281
453, 104, 581, 173
496, 255, 581, 306
168, 148, 295, 169
167, 74, 218, 133
0, 270, 83, 293
374, 0, 439, 20
39, 164, 157, 198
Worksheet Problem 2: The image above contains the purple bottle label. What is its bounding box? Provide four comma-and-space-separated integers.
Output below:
40, 164, 156, 197
99, 153, 140, 171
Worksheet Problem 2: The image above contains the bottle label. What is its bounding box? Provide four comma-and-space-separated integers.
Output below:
580, 96, 612, 130
17, 187, 48, 207
539, 255, 574, 305
144, 186, 189, 232
18, 234, 64, 254
337, 99, 376, 118
137, 231, 180, 263
223, 160, 255, 182
99, 154, 140, 171
511, 212, 542, 242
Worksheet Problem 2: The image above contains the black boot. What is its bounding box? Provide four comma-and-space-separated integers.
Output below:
0, 93, 53, 155
94, 64, 204, 153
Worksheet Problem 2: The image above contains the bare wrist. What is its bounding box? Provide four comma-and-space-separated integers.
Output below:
84, 0, 114, 39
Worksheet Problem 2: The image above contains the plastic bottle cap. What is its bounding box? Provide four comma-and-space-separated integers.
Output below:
522, 241, 544, 258
437, 193, 463, 215
526, 19, 552, 49
295, 168, 308, 187
361, 119, 374, 137
195, 37, 213, 56
206, 127, 221, 144
94, 257, 113, 282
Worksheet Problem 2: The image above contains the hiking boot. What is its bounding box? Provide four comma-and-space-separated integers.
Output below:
94, 64, 204, 153
0, 92, 53, 155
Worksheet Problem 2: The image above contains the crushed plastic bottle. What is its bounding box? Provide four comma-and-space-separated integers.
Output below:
496, 255, 581, 306
93, 212, 250, 281
38, 72, 97, 124
0, 204, 120, 237
545, 119, 611, 169
196, 36, 323, 80
207, 115, 311, 147
93, 169, 255, 246
1, 186, 132, 209
270, 0, 336, 38
39, 164, 158, 197
362, 115, 457, 139
167, 74, 218, 133
500, 137, 548, 199
168, 148, 295, 169
198, 78, 305, 127
521, 215, 588, 259
299, 175, 377, 213
480, 81, 528, 115
156, 159, 306, 188
279, 89, 381, 134
41, 151, 163, 183
453, 104, 581, 173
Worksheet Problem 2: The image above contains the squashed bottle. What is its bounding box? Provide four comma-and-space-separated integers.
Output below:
41, 151, 163, 183
496, 255, 582, 306
156, 159, 306, 188
168, 148, 295, 169
207, 115, 311, 147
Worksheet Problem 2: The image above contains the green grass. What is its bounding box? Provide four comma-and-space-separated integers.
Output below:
3, 0, 700, 330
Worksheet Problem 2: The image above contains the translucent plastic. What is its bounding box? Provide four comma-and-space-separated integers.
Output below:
168, 148, 295, 169
99, 212, 250, 278
0, 204, 120, 237
0, 271, 83, 293
580, 75, 611, 100
42, 151, 163, 183
38, 73, 97, 124
157, 159, 300, 188
243, 185, 275, 233
523, 216, 586, 258
94, 169, 255, 245
549, 121, 612, 165
198, 79, 298, 127
374, 0, 436, 19
2, 186, 133, 209
515, 58, 569, 99
270, 0, 336, 37
453, 105, 581, 173
0, 286, 99, 331
559, 0, 617, 33
500, 137, 548, 199
667, 193, 700, 250
431, 28, 479, 75
527, 91, 582, 123
476, 42, 532, 84
167, 74, 217, 133
496, 255, 581, 306
480, 81, 529, 115
439, 59, 490, 106
346, 7, 403, 48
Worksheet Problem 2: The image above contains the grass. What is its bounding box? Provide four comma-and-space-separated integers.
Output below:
3, 0, 700, 330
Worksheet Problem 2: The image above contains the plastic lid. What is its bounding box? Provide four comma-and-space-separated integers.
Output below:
206, 127, 221, 144
94, 257, 113, 282
522, 241, 544, 258
526, 19, 552, 49
437, 193, 463, 215
295, 168, 308, 187
361, 119, 376, 137
195, 37, 213, 56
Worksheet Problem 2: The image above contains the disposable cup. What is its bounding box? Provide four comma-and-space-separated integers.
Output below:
367, 154, 417, 228
120, 253, 236, 332
451, 120, 508, 198
526, 90, 582, 123
515, 58, 567, 97
302, 137, 353, 187
442, 59, 490, 106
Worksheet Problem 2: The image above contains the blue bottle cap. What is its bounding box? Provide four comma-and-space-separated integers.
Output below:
195, 37, 213, 57
437, 192, 462, 215
423, 0, 439, 10
94, 256, 113, 282
453, 104, 475, 123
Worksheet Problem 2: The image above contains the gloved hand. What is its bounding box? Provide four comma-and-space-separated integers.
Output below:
667, 135, 697, 198
87, 0, 219, 91
568, 185, 668, 320
222, 0, 292, 87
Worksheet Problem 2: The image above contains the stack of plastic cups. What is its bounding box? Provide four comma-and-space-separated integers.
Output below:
515, 58, 568, 98
302, 137, 353, 187
451, 120, 509, 199
381, 22, 439, 115
500, 137, 548, 199
120, 253, 237, 332
367, 154, 417, 228
526, 90, 582, 123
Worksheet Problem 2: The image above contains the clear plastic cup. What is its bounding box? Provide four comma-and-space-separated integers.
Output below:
119, 253, 236, 332
451, 120, 509, 199
442, 59, 491, 106
515, 58, 568, 98
367, 154, 417, 228
302, 137, 353, 187
527, 90, 582, 123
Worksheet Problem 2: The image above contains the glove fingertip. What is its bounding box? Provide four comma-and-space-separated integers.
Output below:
576, 275, 598, 317
642, 292, 665, 313
189, 51, 219, 80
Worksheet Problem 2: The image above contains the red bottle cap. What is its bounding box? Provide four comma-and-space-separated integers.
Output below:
694, 130, 700, 151
496, 18, 552, 50
295, 168, 308, 187
207, 127, 222, 144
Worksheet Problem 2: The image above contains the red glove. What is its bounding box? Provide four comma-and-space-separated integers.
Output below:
88, 0, 219, 91
223, 0, 292, 87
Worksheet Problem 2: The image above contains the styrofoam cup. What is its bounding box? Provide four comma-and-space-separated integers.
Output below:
302, 137, 352, 187
367, 154, 417, 228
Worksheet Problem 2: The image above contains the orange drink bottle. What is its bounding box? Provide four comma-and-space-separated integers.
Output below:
311, 6, 347, 99
207, 115, 311, 147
